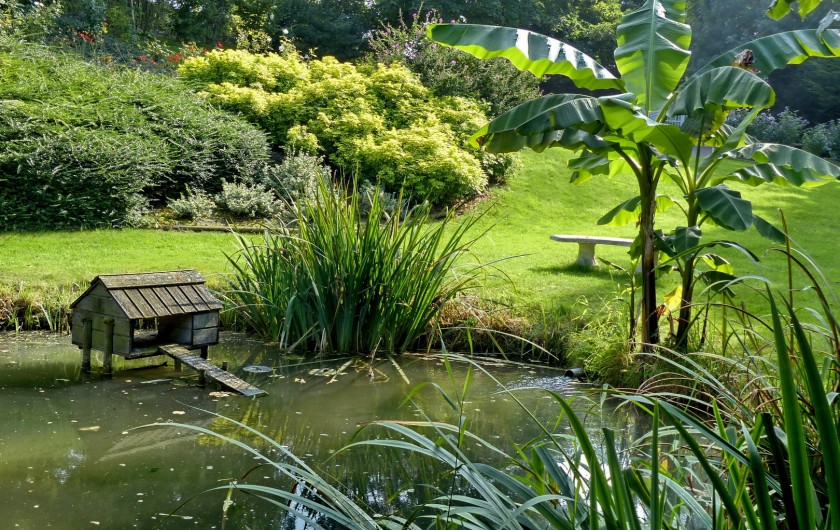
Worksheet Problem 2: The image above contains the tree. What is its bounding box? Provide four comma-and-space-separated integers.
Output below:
430, 0, 840, 351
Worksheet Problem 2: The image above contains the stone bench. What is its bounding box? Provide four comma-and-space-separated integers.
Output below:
550, 235, 633, 267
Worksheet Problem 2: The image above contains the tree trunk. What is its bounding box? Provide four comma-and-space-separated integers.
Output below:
674, 257, 695, 350
637, 162, 659, 352
674, 205, 700, 350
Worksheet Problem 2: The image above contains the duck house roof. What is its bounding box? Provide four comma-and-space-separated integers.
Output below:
70, 270, 222, 319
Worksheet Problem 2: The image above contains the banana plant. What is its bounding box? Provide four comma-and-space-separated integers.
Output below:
429, 0, 840, 350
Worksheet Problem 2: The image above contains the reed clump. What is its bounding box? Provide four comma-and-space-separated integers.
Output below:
222, 181, 489, 355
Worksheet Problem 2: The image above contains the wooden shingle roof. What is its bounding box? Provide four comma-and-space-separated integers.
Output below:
70, 270, 222, 319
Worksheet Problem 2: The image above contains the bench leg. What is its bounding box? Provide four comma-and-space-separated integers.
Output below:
576, 243, 598, 267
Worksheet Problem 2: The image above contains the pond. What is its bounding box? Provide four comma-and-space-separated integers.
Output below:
0, 332, 638, 529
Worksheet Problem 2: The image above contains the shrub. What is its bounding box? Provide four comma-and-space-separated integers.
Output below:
180, 49, 516, 206
168, 187, 216, 220
261, 152, 331, 202
0, 40, 270, 230
745, 107, 809, 146
215, 180, 280, 219
357, 180, 404, 218
803, 120, 840, 159
352, 119, 486, 204
222, 180, 486, 353
0, 105, 165, 229
178, 48, 308, 92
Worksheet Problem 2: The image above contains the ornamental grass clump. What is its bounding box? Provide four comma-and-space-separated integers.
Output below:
223, 181, 488, 354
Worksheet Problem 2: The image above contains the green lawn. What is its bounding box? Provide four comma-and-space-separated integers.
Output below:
0, 230, 235, 299
462, 149, 840, 317
2, 148, 839, 326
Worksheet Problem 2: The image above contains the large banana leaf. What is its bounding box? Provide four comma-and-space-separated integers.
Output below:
568, 151, 615, 182
692, 29, 840, 79
695, 185, 752, 231
734, 143, 840, 178
753, 214, 786, 243
469, 94, 610, 152
597, 195, 678, 226
768, 0, 823, 19
427, 24, 623, 92
669, 67, 774, 117
669, 67, 774, 140
668, 66, 776, 116
614, 0, 691, 114
696, 107, 763, 175
719, 143, 840, 186
599, 96, 694, 161
729, 164, 834, 187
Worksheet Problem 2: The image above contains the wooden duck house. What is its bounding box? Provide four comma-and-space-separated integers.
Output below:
70, 270, 222, 374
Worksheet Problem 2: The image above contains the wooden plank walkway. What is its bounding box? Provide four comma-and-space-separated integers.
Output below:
158, 344, 266, 397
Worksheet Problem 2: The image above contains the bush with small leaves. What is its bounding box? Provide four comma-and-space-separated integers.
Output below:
358, 181, 405, 219
179, 48, 308, 92
261, 152, 331, 202
803, 120, 840, 159
168, 187, 216, 220
181, 49, 516, 206
215, 181, 280, 219
746, 107, 809, 146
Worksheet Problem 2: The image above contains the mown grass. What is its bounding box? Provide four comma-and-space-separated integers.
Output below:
2, 149, 839, 334
462, 149, 840, 318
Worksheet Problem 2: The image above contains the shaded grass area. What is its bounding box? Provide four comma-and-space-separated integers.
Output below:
2, 149, 839, 337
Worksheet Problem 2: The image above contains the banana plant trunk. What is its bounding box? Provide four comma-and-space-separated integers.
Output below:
637, 162, 660, 352
674, 205, 701, 350
674, 260, 695, 350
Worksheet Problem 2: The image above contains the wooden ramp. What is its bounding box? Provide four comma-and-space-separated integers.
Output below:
158, 344, 266, 397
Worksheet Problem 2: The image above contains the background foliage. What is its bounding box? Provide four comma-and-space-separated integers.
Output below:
367, 10, 541, 116
0, 39, 270, 230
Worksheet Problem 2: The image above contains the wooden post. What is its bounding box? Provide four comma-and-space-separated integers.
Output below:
81, 318, 92, 372
198, 369, 207, 387
221, 361, 229, 371
174, 358, 182, 371
103, 318, 114, 377
200, 345, 208, 360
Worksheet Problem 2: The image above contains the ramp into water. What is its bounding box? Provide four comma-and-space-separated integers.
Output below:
158, 344, 266, 397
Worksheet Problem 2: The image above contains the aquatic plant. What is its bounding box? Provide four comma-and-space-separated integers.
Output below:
222, 180, 489, 354
171, 262, 840, 527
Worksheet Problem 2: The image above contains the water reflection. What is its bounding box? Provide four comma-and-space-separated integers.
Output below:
0, 332, 630, 529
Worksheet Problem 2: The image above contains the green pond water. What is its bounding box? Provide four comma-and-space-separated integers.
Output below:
0, 332, 637, 529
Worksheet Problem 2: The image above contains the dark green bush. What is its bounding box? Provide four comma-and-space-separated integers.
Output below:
0, 39, 270, 230
745, 107, 809, 146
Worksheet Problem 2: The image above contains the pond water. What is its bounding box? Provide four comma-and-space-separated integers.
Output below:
0, 332, 638, 529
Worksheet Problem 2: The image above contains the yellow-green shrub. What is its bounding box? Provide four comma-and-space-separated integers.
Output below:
179, 48, 308, 92
181, 50, 515, 205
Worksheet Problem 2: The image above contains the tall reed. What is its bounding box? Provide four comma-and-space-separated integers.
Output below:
222, 181, 488, 355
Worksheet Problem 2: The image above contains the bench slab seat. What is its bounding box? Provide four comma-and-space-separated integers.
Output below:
550, 235, 633, 267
